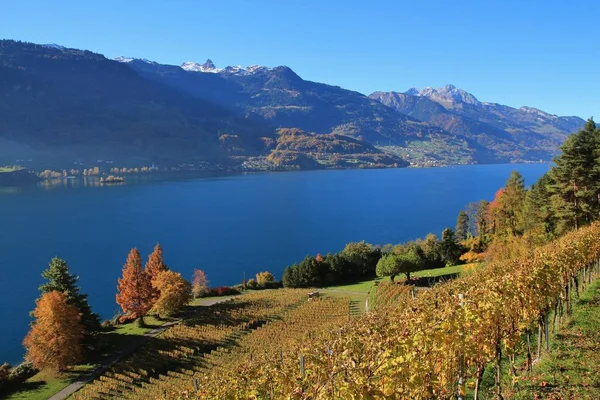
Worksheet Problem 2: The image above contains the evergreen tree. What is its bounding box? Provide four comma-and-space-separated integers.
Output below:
455, 210, 470, 242
549, 118, 599, 233
523, 173, 555, 242
440, 228, 463, 266
475, 200, 491, 246
38, 257, 100, 332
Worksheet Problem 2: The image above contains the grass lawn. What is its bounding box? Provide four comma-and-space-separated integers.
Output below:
513, 279, 600, 400
413, 263, 476, 278
5, 365, 94, 400
321, 264, 477, 314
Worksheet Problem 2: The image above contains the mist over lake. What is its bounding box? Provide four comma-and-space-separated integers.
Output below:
0, 164, 549, 364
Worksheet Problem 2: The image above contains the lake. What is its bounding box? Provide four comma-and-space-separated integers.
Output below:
0, 163, 549, 364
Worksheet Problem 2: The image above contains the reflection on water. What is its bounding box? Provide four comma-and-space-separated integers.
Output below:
2, 171, 238, 193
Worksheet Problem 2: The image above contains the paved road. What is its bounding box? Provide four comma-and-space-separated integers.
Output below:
48, 296, 237, 400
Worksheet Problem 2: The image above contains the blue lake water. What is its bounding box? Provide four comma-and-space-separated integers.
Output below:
0, 164, 549, 364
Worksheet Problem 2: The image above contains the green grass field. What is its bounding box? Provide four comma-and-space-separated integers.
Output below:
513, 279, 600, 399
321, 263, 476, 313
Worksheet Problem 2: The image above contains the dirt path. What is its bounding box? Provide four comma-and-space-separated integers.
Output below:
48, 296, 237, 400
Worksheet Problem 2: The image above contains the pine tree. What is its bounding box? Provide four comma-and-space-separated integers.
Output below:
38, 257, 100, 332
24, 291, 85, 372
440, 228, 463, 266
548, 118, 599, 234
455, 210, 470, 242
523, 173, 555, 242
116, 248, 154, 323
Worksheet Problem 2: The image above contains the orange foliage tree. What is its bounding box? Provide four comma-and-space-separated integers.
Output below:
116, 248, 154, 323
145, 243, 168, 303
151, 270, 192, 317
192, 269, 209, 298
23, 291, 84, 372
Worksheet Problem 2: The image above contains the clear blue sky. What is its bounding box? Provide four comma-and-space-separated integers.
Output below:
1, 0, 598, 118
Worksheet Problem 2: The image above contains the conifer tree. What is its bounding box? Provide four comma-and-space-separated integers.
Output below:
24, 291, 84, 372
145, 243, 168, 281
38, 257, 100, 332
145, 243, 168, 303
116, 248, 154, 323
548, 118, 599, 233
455, 210, 470, 242
523, 173, 555, 242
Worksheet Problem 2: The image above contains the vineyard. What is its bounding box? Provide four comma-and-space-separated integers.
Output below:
70, 224, 600, 399
71, 290, 352, 400
160, 223, 599, 399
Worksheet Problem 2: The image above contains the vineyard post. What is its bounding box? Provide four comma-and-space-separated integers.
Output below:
300, 354, 306, 379
193, 377, 199, 391
457, 293, 466, 400
365, 296, 369, 313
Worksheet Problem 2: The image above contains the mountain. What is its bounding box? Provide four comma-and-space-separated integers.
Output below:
119, 58, 447, 145
0, 39, 586, 171
370, 85, 585, 161
0, 40, 270, 168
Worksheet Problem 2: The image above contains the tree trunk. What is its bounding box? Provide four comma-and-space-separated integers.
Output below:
526, 330, 532, 373
474, 364, 485, 400
574, 182, 578, 231
536, 319, 543, 360
495, 339, 504, 400
390, 274, 395, 283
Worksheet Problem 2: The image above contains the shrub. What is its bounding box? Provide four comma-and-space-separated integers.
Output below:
255, 271, 275, 286
215, 286, 240, 296
9, 362, 36, 382
246, 279, 258, 289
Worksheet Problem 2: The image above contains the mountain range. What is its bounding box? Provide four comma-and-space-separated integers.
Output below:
0, 39, 586, 170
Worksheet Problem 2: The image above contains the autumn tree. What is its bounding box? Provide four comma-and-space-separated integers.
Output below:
116, 248, 154, 323
23, 291, 84, 372
37, 257, 100, 332
151, 270, 192, 317
192, 269, 209, 298
145, 243, 169, 303
256, 271, 275, 287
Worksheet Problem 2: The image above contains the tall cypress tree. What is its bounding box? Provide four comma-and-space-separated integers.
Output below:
38, 257, 100, 332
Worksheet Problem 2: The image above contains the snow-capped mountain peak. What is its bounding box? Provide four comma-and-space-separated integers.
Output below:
405, 84, 480, 105
113, 56, 156, 65
181, 59, 222, 73
181, 59, 271, 75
